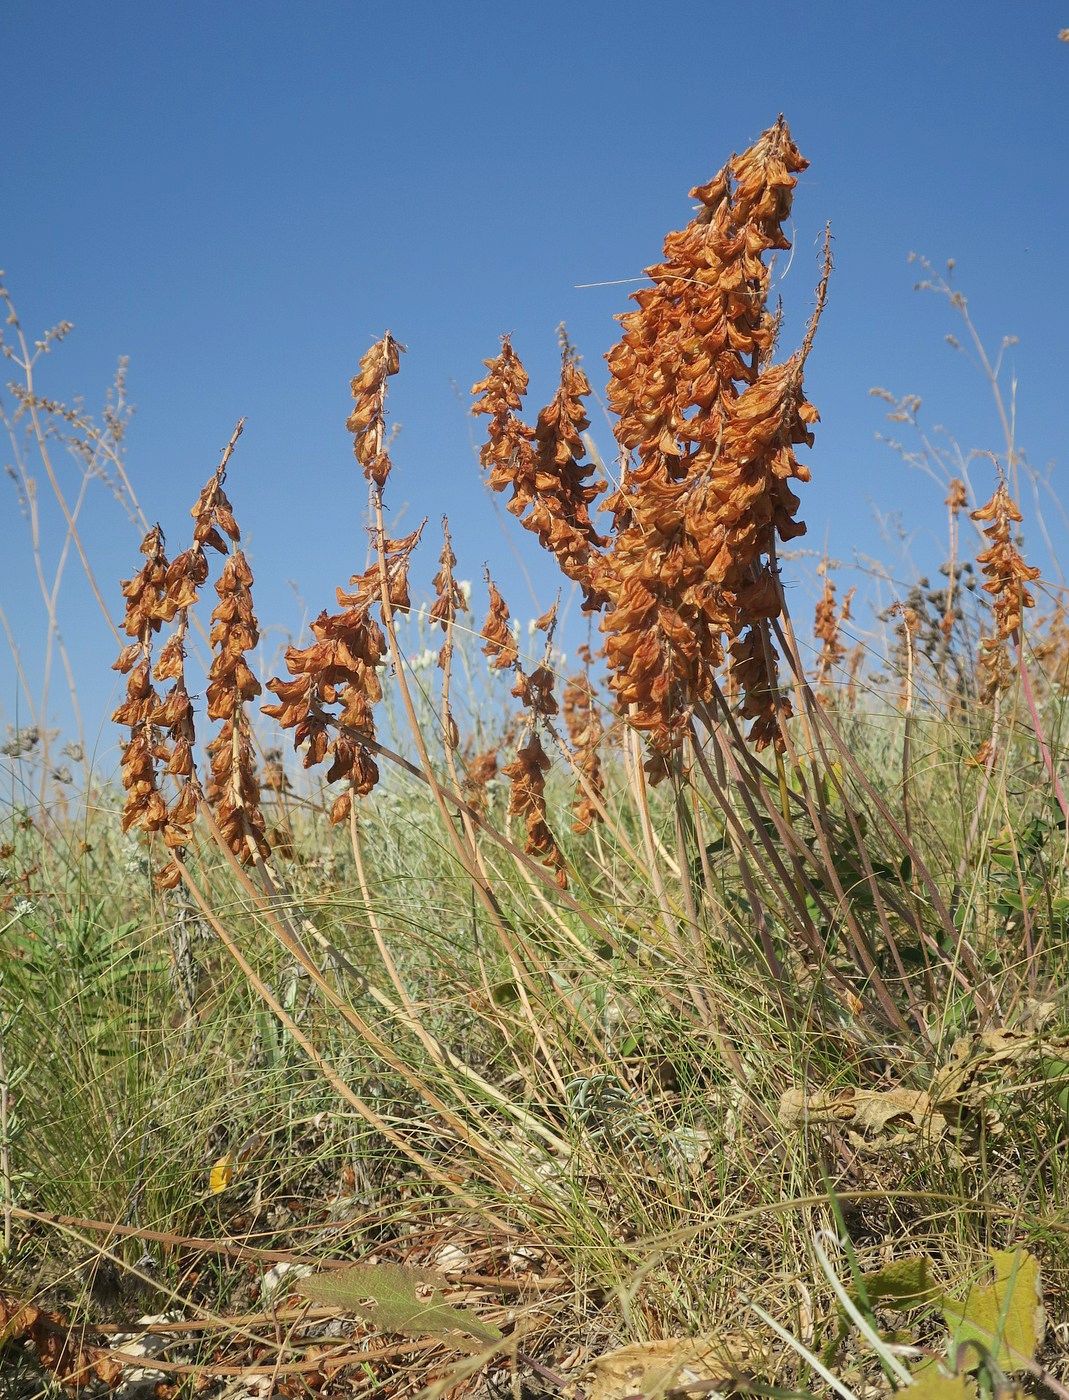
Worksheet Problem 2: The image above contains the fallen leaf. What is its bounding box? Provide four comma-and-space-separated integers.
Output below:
588, 1337, 755, 1400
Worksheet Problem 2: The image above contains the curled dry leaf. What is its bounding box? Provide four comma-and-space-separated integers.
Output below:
0, 1293, 122, 1390
587, 1337, 756, 1400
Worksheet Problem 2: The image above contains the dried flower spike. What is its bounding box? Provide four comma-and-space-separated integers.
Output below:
502, 730, 566, 888
205, 548, 269, 863
480, 575, 519, 671
264, 561, 387, 825
971, 479, 1040, 700
347, 333, 402, 490
474, 340, 606, 611
598, 116, 822, 764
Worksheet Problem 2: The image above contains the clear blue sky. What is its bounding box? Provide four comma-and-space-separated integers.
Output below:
3, 1, 1068, 763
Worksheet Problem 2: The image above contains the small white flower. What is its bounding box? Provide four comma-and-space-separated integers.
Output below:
458, 580, 472, 605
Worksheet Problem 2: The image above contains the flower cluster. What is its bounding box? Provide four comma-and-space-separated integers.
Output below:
502, 732, 566, 888
113, 526, 178, 844
205, 549, 269, 862
480, 575, 519, 671
428, 518, 468, 663
266, 339, 417, 824
595, 117, 819, 765
971, 481, 1040, 700
473, 341, 606, 610
264, 561, 388, 826
346, 334, 402, 490
113, 429, 267, 885
479, 575, 566, 877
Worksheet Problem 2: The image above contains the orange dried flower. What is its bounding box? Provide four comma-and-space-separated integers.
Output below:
463, 745, 499, 814
813, 565, 855, 695
428, 517, 468, 658
972, 482, 1040, 641
597, 117, 822, 765
112, 425, 260, 885
502, 730, 566, 887
264, 561, 387, 822
728, 625, 791, 752
512, 661, 558, 718
971, 481, 1040, 700
112, 527, 178, 854
347, 333, 402, 490
474, 341, 606, 610
204, 548, 269, 863
472, 336, 535, 492
946, 477, 967, 512
480, 576, 519, 670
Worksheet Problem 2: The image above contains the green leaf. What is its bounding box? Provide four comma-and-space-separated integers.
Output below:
848, 1255, 938, 1310
297, 1262, 503, 1350
903, 1362, 978, 1400
940, 1249, 1044, 1372
1039, 1057, 1069, 1121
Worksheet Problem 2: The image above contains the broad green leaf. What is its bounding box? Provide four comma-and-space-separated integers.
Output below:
940, 1248, 1043, 1372
297, 1262, 503, 1348
1040, 1057, 1069, 1122
848, 1255, 938, 1310
904, 1361, 978, 1400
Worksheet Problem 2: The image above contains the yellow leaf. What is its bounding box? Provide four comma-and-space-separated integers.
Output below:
209, 1153, 234, 1194
940, 1248, 1044, 1372
905, 1362, 978, 1400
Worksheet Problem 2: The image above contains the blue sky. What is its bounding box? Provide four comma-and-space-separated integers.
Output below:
3, 1, 1068, 763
